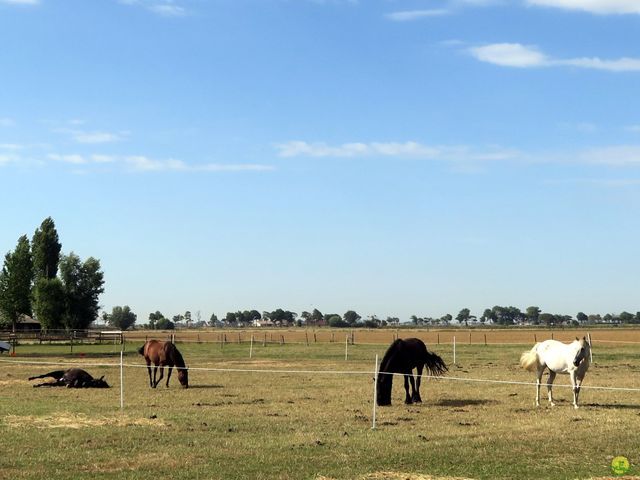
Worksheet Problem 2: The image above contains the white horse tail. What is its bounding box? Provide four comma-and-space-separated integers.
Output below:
520, 344, 540, 372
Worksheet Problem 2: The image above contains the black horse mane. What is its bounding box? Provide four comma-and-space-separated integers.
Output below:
170, 343, 187, 369
379, 339, 403, 373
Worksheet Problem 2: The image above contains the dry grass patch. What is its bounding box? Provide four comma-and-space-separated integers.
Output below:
3, 412, 167, 429
79, 452, 179, 474
316, 473, 475, 480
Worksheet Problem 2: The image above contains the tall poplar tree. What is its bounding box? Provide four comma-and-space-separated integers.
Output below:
0, 235, 33, 331
32, 217, 64, 329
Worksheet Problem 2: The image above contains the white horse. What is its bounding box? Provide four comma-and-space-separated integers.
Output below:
520, 337, 591, 409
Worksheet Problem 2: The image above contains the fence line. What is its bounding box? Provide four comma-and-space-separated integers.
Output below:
2, 357, 640, 393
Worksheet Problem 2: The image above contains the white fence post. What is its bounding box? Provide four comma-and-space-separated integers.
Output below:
372, 354, 378, 430
588, 332, 593, 363
120, 350, 124, 410
453, 336, 456, 365
345, 335, 349, 361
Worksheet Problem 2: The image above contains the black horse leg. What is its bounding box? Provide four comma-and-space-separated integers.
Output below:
29, 370, 65, 381
152, 366, 159, 388
33, 378, 65, 388
404, 373, 413, 404
165, 366, 173, 387
412, 365, 423, 403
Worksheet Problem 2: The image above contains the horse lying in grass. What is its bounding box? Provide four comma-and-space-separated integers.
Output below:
376, 338, 448, 406
520, 337, 591, 409
138, 340, 189, 388
28, 368, 109, 388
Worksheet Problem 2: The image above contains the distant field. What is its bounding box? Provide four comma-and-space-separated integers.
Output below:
0, 333, 639, 479
122, 326, 640, 346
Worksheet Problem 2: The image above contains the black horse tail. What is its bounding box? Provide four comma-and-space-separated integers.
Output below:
137, 345, 145, 356
424, 350, 448, 377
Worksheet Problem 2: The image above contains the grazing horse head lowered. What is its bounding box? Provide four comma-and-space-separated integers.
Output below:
376, 338, 447, 406
138, 340, 189, 388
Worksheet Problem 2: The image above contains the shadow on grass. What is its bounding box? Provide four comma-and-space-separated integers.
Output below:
434, 398, 498, 407
187, 384, 225, 389
582, 402, 640, 410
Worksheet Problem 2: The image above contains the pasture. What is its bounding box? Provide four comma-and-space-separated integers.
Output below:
0, 331, 639, 480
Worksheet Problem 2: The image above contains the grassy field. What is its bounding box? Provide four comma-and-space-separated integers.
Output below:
0, 335, 639, 480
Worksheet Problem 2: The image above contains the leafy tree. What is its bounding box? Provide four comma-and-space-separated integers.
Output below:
300, 311, 311, 324
576, 312, 588, 324
343, 310, 361, 325
539, 313, 555, 326
456, 308, 473, 326
148, 311, 165, 330
107, 305, 137, 330
526, 306, 541, 325
619, 311, 634, 324
156, 317, 175, 330
309, 308, 323, 325
209, 313, 219, 327
184, 310, 192, 327
480, 308, 494, 324
0, 235, 33, 331
224, 312, 237, 326
32, 277, 65, 330
327, 315, 347, 327
59, 253, 105, 330
32, 217, 61, 280
410, 315, 421, 325
440, 314, 452, 325
386, 316, 400, 326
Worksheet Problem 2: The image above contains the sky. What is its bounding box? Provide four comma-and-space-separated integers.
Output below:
1, 0, 639, 323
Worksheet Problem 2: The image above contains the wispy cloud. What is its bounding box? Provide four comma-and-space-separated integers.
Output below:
469, 43, 640, 71
54, 127, 127, 144
386, 9, 450, 21
119, 0, 188, 17
125, 155, 273, 172
0, 0, 39, 5
527, 0, 640, 14
275, 140, 519, 163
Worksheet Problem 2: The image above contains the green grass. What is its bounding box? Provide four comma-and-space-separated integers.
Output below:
0, 341, 638, 479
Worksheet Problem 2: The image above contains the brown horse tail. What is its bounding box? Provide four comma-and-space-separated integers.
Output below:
424, 350, 448, 377
137, 344, 145, 356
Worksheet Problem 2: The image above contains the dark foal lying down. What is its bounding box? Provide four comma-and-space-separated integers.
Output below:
28, 368, 110, 388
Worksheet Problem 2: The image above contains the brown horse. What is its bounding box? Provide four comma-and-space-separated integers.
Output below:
138, 340, 189, 388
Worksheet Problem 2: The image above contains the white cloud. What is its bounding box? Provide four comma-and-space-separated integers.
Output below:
48, 154, 87, 165
386, 9, 450, 21
579, 145, 640, 166
0, 0, 39, 5
469, 43, 549, 67
148, 4, 186, 16
124, 155, 273, 172
469, 43, 640, 71
275, 140, 519, 164
527, 0, 640, 14
119, 0, 188, 17
73, 131, 125, 144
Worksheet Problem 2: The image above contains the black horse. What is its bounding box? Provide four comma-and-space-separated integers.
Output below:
376, 338, 447, 406
28, 368, 109, 388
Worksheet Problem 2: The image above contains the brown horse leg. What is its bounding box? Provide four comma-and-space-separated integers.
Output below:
413, 365, 423, 403
146, 361, 153, 388
154, 366, 165, 388
165, 366, 173, 387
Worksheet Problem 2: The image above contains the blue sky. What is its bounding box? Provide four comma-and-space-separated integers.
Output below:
1, 0, 639, 323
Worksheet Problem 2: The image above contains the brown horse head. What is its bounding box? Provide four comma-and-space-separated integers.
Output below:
177, 367, 189, 388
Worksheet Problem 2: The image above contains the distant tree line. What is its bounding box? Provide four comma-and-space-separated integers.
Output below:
410, 306, 640, 327
0, 218, 105, 331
